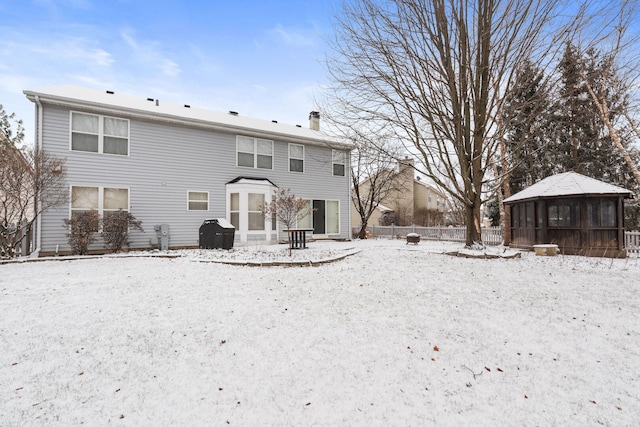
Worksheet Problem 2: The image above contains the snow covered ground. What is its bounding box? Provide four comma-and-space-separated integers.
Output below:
1, 239, 639, 426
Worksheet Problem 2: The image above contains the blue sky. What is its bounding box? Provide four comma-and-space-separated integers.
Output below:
0, 0, 338, 144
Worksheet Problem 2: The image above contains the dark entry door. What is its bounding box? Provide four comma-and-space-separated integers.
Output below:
313, 200, 325, 234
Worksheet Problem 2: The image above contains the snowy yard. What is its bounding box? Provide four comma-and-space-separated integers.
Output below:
1, 239, 639, 426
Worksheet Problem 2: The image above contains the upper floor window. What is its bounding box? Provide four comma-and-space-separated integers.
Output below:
237, 136, 273, 169
289, 143, 304, 173
332, 150, 346, 176
71, 112, 129, 155
188, 191, 209, 211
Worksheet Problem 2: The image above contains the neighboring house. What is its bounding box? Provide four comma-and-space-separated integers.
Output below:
0, 139, 34, 256
351, 157, 448, 228
503, 171, 634, 257
24, 86, 352, 255
353, 199, 394, 228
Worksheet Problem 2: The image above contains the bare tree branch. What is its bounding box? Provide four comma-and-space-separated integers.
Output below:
325, 0, 562, 247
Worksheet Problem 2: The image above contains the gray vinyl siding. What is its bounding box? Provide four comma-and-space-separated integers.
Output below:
38, 103, 351, 253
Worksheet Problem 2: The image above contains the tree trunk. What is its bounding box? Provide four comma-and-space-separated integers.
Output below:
358, 222, 368, 239
465, 196, 483, 248
499, 132, 512, 246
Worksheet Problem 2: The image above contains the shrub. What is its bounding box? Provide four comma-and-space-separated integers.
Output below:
102, 211, 143, 253
379, 211, 399, 226
64, 210, 100, 255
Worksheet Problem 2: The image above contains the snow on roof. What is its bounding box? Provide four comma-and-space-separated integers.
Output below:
23, 85, 350, 149
375, 202, 394, 213
503, 171, 633, 203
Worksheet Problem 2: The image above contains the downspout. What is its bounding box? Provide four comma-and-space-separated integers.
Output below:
347, 149, 352, 241
33, 95, 44, 255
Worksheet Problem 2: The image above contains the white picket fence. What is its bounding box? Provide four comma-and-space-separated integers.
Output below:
353, 225, 503, 246
354, 226, 640, 254
626, 231, 640, 255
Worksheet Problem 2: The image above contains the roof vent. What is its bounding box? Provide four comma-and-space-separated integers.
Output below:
106, 90, 114, 95
184, 104, 191, 108
296, 124, 302, 128
147, 98, 154, 102
272, 120, 278, 123
155, 99, 159, 106
229, 111, 238, 116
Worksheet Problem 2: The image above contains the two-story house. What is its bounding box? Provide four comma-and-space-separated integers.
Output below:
24, 86, 352, 256
351, 157, 448, 228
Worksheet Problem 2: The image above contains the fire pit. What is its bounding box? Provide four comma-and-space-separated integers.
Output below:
406, 233, 420, 244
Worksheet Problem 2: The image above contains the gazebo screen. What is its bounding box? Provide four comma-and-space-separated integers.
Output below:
547, 199, 580, 227
588, 199, 616, 227
509, 196, 625, 257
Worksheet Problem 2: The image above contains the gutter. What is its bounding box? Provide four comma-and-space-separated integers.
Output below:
23, 92, 354, 150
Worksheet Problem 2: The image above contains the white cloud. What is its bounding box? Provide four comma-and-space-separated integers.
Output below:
161, 59, 181, 78
119, 29, 181, 78
0, 33, 114, 69
268, 24, 317, 47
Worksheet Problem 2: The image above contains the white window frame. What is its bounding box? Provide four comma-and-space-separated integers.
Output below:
332, 150, 346, 176
187, 191, 209, 211
69, 185, 130, 230
296, 199, 313, 229
230, 193, 240, 230
326, 199, 340, 234
236, 136, 273, 170
296, 198, 340, 235
288, 143, 304, 173
69, 111, 130, 156
226, 179, 276, 244
248, 193, 266, 231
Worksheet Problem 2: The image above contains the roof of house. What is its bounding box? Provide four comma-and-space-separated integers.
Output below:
503, 172, 634, 204
414, 178, 446, 196
23, 85, 351, 149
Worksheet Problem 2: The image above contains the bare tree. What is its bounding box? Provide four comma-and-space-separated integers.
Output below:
261, 188, 314, 231
350, 142, 412, 238
572, 0, 640, 187
326, 0, 561, 247
261, 188, 315, 255
1, 105, 67, 257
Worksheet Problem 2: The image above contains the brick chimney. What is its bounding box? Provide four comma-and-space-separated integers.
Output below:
309, 111, 320, 131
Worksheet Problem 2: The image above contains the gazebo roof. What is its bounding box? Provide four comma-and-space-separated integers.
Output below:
503, 172, 634, 204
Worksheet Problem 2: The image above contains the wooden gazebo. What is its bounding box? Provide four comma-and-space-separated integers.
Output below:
503, 172, 634, 258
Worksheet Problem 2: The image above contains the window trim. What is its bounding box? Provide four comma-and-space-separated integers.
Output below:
297, 198, 340, 235
236, 136, 273, 170
332, 149, 346, 176
69, 185, 130, 230
288, 143, 305, 173
248, 192, 266, 231
187, 191, 209, 211
69, 111, 130, 156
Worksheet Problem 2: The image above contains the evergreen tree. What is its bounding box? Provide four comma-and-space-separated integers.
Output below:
553, 43, 637, 187
501, 59, 555, 194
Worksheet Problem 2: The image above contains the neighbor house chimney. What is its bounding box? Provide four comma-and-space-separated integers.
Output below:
309, 111, 320, 131
399, 156, 415, 173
